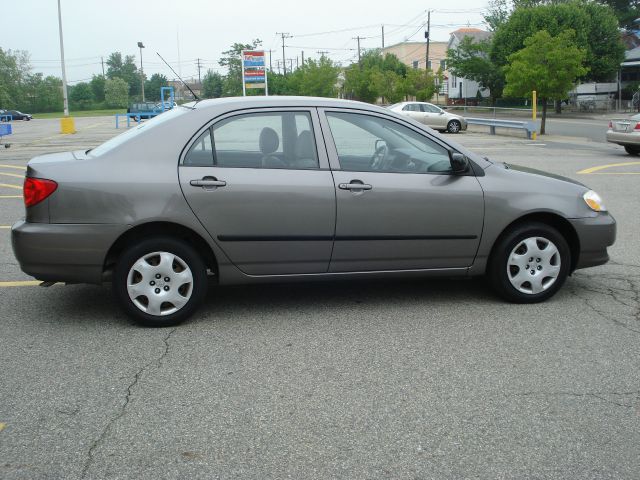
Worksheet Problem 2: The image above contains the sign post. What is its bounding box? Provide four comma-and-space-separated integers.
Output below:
532, 90, 537, 140
241, 50, 268, 96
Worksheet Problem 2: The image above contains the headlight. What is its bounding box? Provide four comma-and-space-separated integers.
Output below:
583, 190, 607, 212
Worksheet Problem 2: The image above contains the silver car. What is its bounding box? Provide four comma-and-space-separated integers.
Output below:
12, 97, 615, 326
606, 114, 640, 155
388, 101, 467, 133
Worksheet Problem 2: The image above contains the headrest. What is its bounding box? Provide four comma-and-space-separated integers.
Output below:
295, 130, 315, 159
259, 127, 279, 155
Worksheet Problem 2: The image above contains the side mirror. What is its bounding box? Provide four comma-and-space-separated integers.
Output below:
449, 152, 469, 173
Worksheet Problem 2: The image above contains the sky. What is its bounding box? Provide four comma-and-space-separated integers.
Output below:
1, 0, 489, 84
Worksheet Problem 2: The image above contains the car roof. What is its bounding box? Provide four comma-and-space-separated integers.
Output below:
188, 96, 391, 115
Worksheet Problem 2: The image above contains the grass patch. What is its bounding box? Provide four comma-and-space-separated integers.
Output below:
33, 109, 126, 119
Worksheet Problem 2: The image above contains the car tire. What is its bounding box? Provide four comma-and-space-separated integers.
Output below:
624, 145, 639, 156
488, 222, 571, 303
447, 120, 462, 133
113, 236, 208, 327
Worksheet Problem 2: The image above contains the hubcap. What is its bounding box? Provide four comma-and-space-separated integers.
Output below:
506, 237, 561, 295
449, 121, 460, 132
126, 251, 194, 316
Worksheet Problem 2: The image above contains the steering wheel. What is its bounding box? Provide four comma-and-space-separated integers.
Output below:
369, 144, 388, 170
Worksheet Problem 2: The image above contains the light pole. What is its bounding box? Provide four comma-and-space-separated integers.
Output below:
138, 42, 145, 102
57, 0, 69, 117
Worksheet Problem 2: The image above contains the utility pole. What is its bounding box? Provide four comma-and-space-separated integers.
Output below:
57, 0, 69, 117
288, 58, 294, 73
317, 50, 329, 57
277, 32, 290, 75
296, 56, 299, 69
382, 25, 385, 49
101, 56, 105, 76
301, 51, 304, 66
195, 58, 203, 84
268, 49, 273, 72
425, 10, 431, 71
353, 36, 364, 65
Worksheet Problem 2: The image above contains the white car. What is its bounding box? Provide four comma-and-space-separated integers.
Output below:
389, 102, 467, 133
606, 113, 640, 155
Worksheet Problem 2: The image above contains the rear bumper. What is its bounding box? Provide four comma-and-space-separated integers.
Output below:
569, 213, 616, 270
11, 220, 128, 284
606, 130, 640, 146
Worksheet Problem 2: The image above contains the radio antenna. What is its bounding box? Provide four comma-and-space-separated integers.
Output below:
156, 52, 200, 101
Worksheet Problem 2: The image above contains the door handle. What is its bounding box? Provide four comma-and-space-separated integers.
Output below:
190, 177, 227, 188
339, 182, 372, 191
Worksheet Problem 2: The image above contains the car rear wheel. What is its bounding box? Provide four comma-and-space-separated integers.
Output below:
624, 145, 639, 156
113, 237, 208, 327
447, 120, 462, 133
488, 222, 570, 303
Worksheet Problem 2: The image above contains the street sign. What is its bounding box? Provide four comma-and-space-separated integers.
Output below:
241, 50, 268, 96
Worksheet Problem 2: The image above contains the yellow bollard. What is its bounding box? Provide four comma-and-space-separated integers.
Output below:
60, 116, 76, 134
531, 90, 537, 141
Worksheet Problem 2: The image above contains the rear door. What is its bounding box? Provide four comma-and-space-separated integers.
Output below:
320, 109, 484, 272
179, 108, 336, 275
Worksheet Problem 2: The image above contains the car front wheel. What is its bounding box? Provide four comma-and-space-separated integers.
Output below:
113, 237, 208, 327
488, 222, 571, 303
447, 120, 462, 133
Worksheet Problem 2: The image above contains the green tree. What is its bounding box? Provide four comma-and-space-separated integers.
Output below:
601, 0, 640, 30
69, 82, 94, 110
144, 73, 168, 101
401, 68, 437, 102
503, 30, 588, 134
90, 75, 106, 103
343, 50, 411, 103
202, 70, 223, 98
104, 77, 129, 108
491, 1, 624, 83
447, 36, 504, 104
286, 56, 340, 97
106, 52, 141, 98
0, 48, 31, 109
219, 39, 262, 96
22, 73, 63, 113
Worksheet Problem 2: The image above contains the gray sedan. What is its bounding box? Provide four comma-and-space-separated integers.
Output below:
12, 97, 615, 326
388, 101, 467, 133
606, 113, 640, 155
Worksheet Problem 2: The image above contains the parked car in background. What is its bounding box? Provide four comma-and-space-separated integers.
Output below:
12, 97, 615, 327
389, 101, 467, 133
1, 110, 32, 121
606, 113, 640, 155
7, 110, 32, 121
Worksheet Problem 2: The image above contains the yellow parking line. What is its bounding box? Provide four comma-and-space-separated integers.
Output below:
0, 164, 26, 170
0, 226, 11, 229
0, 172, 24, 179
0, 280, 41, 287
0, 195, 22, 199
578, 161, 640, 174
0, 183, 22, 190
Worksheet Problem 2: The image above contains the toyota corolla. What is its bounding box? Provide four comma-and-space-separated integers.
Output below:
12, 97, 616, 326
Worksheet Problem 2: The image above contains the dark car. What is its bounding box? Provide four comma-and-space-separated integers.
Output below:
4, 110, 32, 121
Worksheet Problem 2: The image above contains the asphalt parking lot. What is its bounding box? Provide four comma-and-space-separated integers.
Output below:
1, 117, 639, 479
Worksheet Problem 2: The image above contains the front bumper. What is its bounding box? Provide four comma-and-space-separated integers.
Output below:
569, 213, 616, 270
11, 220, 128, 284
606, 130, 640, 146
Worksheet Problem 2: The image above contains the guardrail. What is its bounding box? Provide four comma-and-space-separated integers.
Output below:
466, 117, 537, 139
115, 112, 160, 129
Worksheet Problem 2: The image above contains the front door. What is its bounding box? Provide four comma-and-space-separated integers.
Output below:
320, 109, 484, 272
179, 109, 336, 275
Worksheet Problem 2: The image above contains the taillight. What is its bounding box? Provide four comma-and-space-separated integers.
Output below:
24, 177, 57, 207
635, 123, 640, 131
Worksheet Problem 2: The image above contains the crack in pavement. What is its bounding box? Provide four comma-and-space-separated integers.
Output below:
568, 268, 640, 335
80, 328, 176, 479
505, 390, 640, 409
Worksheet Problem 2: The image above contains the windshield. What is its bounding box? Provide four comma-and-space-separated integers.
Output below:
88, 107, 189, 157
